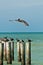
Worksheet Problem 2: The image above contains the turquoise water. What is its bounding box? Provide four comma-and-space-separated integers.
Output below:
0, 32, 43, 65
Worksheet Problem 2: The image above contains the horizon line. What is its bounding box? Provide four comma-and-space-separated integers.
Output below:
0, 32, 43, 33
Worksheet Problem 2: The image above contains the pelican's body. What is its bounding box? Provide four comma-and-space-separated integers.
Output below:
15, 18, 29, 26
9, 18, 29, 26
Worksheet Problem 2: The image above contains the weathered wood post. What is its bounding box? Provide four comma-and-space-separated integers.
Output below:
2, 44, 4, 65
3, 37, 8, 61
10, 38, 14, 61
1, 37, 8, 61
1, 39, 6, 61
0, 40, 4, 65
20, 40, 25, 65
25, 39, 31, 65
6, 39, 12, 64
17, 39, 21, 62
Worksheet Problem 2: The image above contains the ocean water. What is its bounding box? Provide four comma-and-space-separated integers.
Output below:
0, 32, 43, 65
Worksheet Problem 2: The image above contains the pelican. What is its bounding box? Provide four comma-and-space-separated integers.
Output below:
9, 18, 29, 26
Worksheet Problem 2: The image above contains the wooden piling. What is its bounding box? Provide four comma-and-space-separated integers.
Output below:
4, 42, 6, 60
3, 37, 8, 61
20, 40, 25, 65
6, 39, 12, 64
2, 44, 4, 65
10, 38, 14, 61
0, 41, 4, 65
1, 38, 7, 61
25, 40, 31, 65
17, 40, 21, 62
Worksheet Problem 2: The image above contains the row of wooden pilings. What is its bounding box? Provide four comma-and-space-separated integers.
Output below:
17, 39, 31, 65
0, 37, 14, 65
0, 37, 31, 65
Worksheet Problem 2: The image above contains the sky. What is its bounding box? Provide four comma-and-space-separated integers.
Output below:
0, 0, 43, 32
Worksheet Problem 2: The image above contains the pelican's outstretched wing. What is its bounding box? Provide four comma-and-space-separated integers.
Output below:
9, 19, 15, 23
21, 20, 29, 26
9, 20, 15, 21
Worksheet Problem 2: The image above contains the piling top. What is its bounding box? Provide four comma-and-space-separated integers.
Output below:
0, 38, 9, 42
19, 40, 22, 43
17, 40, 20, 42
10, 38, 14, 41
5, 39, 9, 42
28, 39, 31, 42
4, 37, 9, 42
16, 38, 20, 42
4, 37, 7, 39
22, 40, 24, 42
19, 40, 24, 43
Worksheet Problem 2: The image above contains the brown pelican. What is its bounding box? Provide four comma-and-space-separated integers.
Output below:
9, 18, 29, 26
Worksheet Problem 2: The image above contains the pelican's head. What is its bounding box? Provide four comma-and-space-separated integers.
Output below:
15, 18, 20, 21
18, 18, 20, 21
